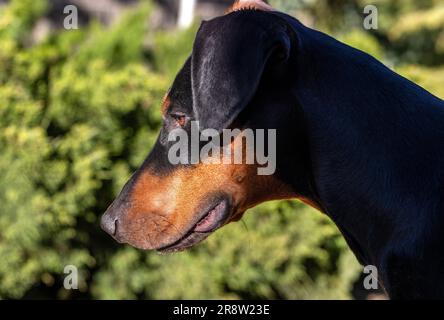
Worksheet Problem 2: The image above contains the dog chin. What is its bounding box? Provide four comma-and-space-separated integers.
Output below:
156, 231, 211, 254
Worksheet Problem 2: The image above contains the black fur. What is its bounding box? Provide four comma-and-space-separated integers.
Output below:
189, 10, 444, 298
272, 11, 444, 298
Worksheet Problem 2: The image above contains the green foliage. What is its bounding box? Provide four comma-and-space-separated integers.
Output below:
153, 24, 198, 79
0, 0, 165, 298
0, 0, 47, 43
1, 0, 442, 300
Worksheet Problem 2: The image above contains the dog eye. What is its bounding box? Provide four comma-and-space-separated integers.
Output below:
170, 113, 187, 126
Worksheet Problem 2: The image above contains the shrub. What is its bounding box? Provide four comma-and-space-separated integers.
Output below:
16, 0, 444, 299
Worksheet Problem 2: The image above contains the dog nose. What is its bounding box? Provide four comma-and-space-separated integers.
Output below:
101, 213, 118, 236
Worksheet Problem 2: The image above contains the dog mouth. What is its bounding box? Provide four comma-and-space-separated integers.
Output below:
156, 197, 232, 253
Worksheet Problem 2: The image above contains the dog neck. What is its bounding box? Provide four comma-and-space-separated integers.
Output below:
274, 12, 444, 268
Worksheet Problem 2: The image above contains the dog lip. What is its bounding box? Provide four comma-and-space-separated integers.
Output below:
155, 197, 231, 252
192, 199, 228, 232
155, 231, 209, 254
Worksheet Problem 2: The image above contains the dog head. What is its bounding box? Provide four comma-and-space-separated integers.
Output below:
101, 1, 312, 252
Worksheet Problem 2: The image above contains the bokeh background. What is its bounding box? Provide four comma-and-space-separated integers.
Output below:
0, 0, 443, 299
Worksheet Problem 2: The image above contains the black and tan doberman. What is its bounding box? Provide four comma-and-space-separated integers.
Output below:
101, 0, 444, 299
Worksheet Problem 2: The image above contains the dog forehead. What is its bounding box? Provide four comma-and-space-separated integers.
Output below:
226, 0, 274, 14
192, 9, 284, 61
198, 9, 271, 34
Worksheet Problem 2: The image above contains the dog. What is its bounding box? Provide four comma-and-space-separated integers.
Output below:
101, 0, 444, 299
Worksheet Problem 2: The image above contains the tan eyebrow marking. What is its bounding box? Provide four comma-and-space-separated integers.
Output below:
161, 93, 171, 115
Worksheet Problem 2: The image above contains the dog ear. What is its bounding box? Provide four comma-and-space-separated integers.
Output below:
191, 14, 291, 132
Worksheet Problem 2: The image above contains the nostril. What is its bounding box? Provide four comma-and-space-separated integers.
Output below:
101, 213, 118, 236
113, 219, 119, 236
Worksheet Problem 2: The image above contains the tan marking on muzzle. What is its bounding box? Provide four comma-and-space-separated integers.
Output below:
119, 133, 296, 249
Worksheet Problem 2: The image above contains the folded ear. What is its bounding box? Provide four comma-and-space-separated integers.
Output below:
191, 12, 291, 132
